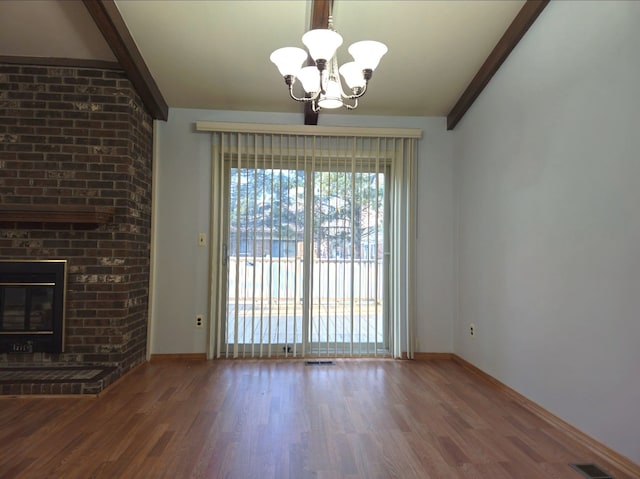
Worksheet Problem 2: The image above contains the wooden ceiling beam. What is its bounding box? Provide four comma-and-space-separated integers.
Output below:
82, 0, 169, 121
304, 0, 333, 125
446, 0, 549, 130
310, 0, 332, 31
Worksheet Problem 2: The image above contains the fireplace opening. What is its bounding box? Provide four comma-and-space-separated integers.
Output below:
0, 260, 66, 354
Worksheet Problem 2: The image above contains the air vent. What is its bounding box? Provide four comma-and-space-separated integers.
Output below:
305, 360, 336, 366
569, 463, 614, 479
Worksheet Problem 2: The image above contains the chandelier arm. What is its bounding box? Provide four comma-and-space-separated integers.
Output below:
288, 84, 316, 103
341, 81, 368, 101
342, 98, 359, 110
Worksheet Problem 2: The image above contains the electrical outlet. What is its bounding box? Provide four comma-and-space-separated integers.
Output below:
195, 314, 204, 328
198, 233, 206, 247
469, 323, 475, 337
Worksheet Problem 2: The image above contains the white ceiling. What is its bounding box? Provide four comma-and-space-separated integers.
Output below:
0, 0, 526, 117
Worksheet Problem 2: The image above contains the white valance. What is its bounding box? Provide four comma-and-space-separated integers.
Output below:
195, 121, 422, 139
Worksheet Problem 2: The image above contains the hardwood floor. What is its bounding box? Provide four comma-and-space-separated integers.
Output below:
0, 359, 634, 478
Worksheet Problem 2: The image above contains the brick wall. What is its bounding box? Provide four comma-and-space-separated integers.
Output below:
0, 63, 153, 379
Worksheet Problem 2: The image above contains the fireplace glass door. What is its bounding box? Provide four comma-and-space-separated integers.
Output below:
1, 285, 55, 332
0, 260, 66, 354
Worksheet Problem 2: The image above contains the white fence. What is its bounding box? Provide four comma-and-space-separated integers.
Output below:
227, 257, 384, 304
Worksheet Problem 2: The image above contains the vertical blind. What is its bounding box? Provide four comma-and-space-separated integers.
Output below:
197, 122, 420, 359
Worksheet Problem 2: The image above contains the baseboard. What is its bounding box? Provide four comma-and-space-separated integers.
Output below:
412, 352, 454, 360
150, 353, 207, 361
451, 354, 640, 478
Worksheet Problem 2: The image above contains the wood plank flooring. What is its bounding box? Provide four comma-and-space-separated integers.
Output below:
0, 359, 633, 479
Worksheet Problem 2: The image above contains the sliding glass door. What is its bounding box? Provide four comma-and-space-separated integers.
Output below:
221, 157, 388, 357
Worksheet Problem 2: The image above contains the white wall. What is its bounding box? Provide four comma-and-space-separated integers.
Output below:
152, 110, 454, 355
454, 1, 640, 463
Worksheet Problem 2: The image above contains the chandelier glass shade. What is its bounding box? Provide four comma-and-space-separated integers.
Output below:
270, 17, 387, 111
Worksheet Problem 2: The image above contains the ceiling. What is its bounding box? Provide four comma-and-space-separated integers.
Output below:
0, 0, 527, 118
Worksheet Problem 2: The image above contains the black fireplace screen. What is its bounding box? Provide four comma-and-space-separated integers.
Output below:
0, 260, 66, 354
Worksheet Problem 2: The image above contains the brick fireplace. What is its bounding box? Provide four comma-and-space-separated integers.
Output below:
0, 62, 153, 394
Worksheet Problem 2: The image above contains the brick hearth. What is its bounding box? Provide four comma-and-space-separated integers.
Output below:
0, 62, 153, 394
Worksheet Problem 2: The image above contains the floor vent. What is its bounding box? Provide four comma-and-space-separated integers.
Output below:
305, 360, 336, 366
569, 463, 614, 479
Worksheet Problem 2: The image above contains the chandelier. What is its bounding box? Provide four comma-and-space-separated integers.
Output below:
270, 15, 387, 112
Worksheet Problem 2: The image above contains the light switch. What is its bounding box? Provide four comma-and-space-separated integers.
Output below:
198, 233, 206, 247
